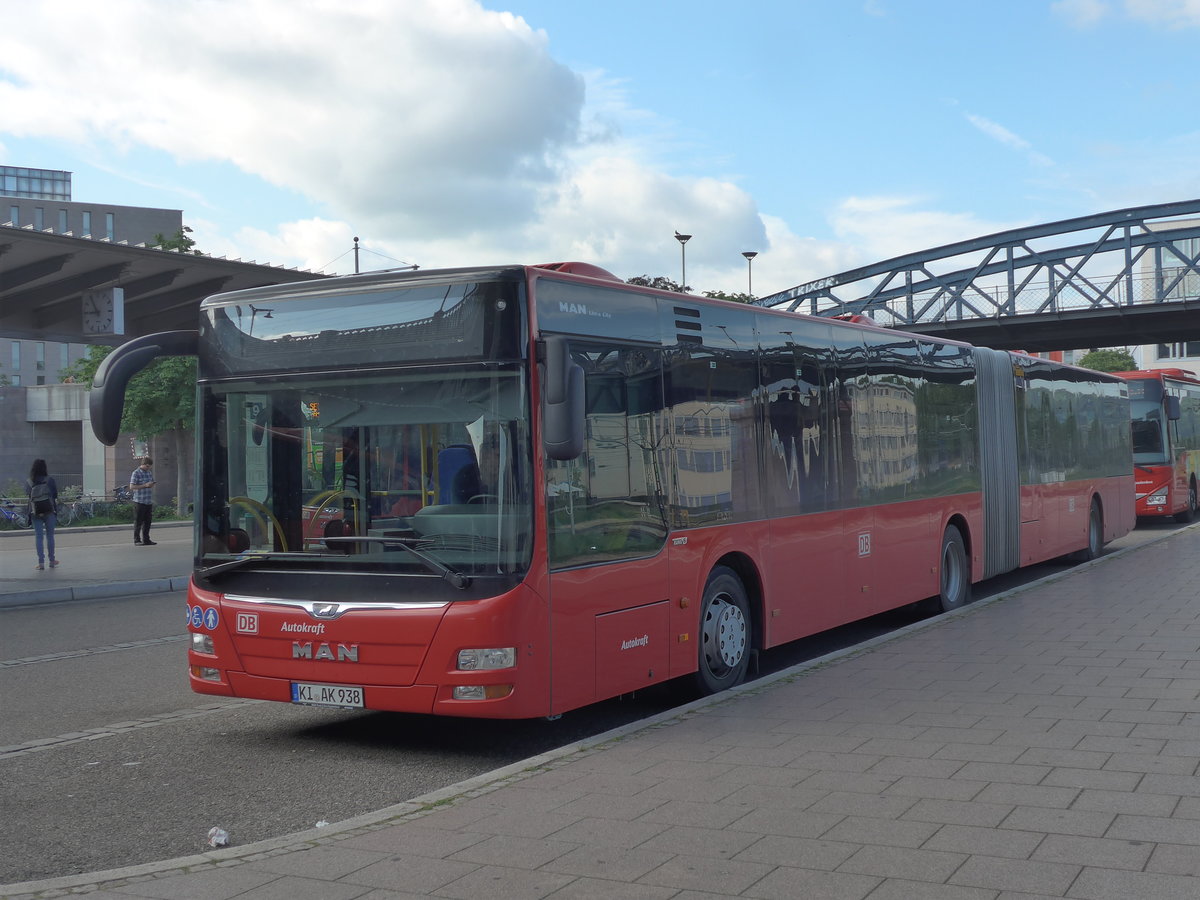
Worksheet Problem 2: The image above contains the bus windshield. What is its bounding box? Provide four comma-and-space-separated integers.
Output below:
197, 364, 533, 579
1130, 398, 1167, 464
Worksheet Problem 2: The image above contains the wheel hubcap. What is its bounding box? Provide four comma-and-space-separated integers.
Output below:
703, 594, 747, 671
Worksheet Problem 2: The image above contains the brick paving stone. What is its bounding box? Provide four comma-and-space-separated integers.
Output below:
860, 880, 998, 900
742, 867, 881, 900
922, 823, 1043, 858
339, 855, 479, 895
1032, 834, 1154, 870
1000, 806, 1114, 837
636, 854, 775, 894
947, 854, 1080, 895
539, 843, 675, 881
1146, 841, 1200, 875
430, 864, 576, 900
1066, 867, 1200, 899
837, 844, 967, 883
1071, 788, 1177, 817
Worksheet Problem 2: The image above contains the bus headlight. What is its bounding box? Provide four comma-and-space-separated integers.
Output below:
191, 633, 215, 654
457, 647, 516, 670
190, 665, 222, 681
1147, 488, 1168, 506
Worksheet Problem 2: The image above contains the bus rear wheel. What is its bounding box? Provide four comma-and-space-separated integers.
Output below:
1176, 480, 1197, 524
1074, 499, 1104, 562
695, 566, 751, 695
935, 525, 970, 613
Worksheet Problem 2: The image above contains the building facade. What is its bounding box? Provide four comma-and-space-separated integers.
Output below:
2, 166, 187, 503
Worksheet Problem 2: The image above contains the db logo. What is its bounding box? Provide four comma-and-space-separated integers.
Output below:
236, 613, 259, 634
857, 532, 871, 558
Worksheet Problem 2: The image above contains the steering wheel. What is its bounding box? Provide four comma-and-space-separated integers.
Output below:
229, 496, 289, 551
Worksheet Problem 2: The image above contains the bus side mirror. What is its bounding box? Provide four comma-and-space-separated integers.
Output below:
89, 331, 199, 445
1165, 396, 1181, 421
541, 335, 584, 460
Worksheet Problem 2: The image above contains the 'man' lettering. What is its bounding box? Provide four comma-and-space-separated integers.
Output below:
292, 641, 359, 662
558, 301, 587, 315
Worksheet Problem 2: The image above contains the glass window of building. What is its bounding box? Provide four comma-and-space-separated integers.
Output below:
35, 342, 45, 371
105, 212, 114, 240
11, 341, 20, 369
58, 209, 68, 232
60, 344, 69, 372
34, 208, 44, 230
8, 206, 17, 226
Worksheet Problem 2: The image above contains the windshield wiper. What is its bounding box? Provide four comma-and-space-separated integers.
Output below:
323, 536, 472, 589
198, 554, 274, 580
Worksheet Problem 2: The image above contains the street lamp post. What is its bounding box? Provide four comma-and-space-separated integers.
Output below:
675, 231, 692, 290
742, 251, 758, 299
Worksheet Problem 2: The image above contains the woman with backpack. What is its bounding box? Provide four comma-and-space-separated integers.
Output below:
28, 458, 59, 570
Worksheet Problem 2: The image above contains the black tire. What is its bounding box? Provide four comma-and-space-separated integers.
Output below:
936, 525, 971, 613
1074, 499, 1104, 562
694, 566, 752, 695
1175, 480, 1197, 525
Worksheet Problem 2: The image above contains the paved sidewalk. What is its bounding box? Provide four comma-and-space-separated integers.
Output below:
0, 521, 192, 607
4, 525, 1199, 899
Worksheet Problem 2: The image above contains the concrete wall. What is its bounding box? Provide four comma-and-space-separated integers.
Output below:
0, 383, 191, 506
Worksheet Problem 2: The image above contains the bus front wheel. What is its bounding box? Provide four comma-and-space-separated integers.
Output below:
695, 566, 751, 695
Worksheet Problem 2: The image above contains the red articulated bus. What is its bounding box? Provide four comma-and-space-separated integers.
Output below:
1114, 368, 1200, 523
90, 263, 1135, 719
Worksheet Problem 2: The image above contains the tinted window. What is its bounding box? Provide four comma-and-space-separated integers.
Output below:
546, 342, 668, 568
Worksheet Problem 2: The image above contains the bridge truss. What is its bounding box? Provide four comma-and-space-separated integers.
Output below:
757, 200, 1200, 351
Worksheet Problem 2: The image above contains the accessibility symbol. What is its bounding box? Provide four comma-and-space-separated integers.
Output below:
190, 605, 204, 629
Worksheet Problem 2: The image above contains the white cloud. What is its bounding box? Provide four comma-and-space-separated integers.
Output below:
966, 114, 1055, 168
1125, 0, 1200, 27
1054, 0, 1200, 27
829, 196, 1023, 263
0, 0, 584, 232
1051, 0, 1112, 26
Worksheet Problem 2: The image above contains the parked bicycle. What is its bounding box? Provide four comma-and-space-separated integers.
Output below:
112, 484, 133, 502
1, 498, 31, 529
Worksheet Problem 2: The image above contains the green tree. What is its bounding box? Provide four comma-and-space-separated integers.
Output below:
626, 275, 688, 293
150, 225, 200, 255
64, 347, 196, 513
702, 290, 755, 304
1078, 348, 1137, 373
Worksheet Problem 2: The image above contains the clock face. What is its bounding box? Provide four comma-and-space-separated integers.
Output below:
83, 290, 120, 334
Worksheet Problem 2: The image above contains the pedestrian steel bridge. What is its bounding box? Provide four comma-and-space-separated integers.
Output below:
757, 200, 1200, 352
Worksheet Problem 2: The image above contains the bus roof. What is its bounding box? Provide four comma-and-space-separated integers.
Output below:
1113, 368, 1200, 386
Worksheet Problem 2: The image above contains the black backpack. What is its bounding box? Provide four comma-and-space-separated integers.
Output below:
30, 480, 54, 517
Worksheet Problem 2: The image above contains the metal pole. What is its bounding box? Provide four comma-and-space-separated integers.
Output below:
353, 236, 360, 274
675, 232, 692, 290
742, 251, 758, 298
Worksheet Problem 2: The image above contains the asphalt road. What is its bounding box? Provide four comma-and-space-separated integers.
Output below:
0, 518, 1186, 885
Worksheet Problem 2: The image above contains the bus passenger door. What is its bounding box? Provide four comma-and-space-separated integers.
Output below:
544, 341, 671, 715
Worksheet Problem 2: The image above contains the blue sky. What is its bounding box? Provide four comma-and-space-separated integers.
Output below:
2, 0, 1199, 298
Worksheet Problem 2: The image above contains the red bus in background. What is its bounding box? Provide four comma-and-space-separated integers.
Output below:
1115, 369, 1200, 523
90, 263, 1135, 719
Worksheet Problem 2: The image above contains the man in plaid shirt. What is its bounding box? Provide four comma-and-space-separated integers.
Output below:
129, 457, 157, 546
